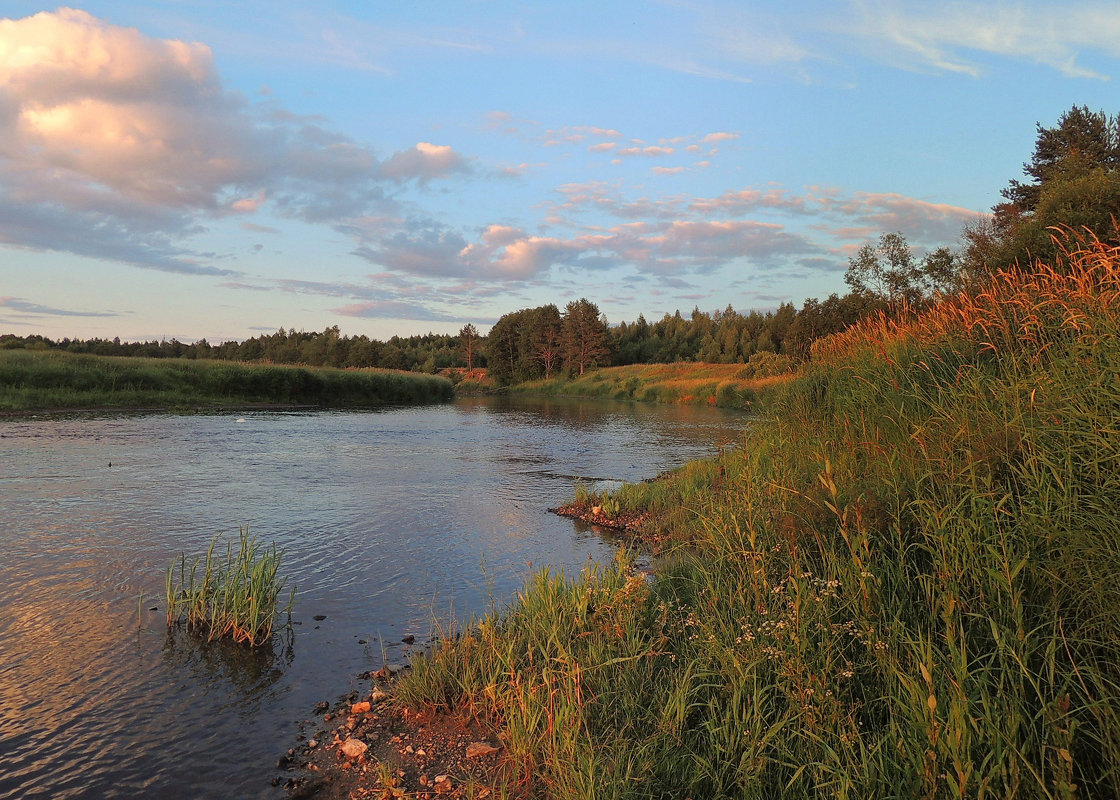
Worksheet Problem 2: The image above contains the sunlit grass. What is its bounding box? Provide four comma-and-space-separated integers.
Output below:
165, 527, 294, 647
397, 230, 1120, 798
510, 362, 791, 409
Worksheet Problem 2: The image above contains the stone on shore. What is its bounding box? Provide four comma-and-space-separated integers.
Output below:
339, 738, 368, 760
465, 741, 500, 758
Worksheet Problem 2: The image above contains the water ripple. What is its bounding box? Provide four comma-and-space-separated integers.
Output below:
0, 397, 745, 799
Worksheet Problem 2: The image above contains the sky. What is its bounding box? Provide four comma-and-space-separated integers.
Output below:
1, 2, 1119, 343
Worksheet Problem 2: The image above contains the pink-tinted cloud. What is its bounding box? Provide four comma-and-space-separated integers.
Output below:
617, 145, 674, 157
701, 131, 739, 144
0, 9, 469, 274
379, 142, 471, 183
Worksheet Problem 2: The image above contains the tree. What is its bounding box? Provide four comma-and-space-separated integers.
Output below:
845, 232, 920, 311
1001, 106, 1120, 214
458, 323, 479, 371
485, 309, 526, 385
530, 305, 563, 378
562, 298, 610, 376
972, 106, 1120, 275
845, 232, 960, 312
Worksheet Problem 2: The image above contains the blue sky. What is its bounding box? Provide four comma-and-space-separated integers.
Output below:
2, 2, 1118, 342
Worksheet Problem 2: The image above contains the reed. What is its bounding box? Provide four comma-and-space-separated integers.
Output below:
0, 350, 453, 411
165, 527, 294, 647
397, 230, 1120, 798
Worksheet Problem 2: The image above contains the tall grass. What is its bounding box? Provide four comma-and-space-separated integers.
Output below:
165, 527, 294, 647
0, 350, 453, 411
396, 231, 1120, 798
510, 362, 789, 409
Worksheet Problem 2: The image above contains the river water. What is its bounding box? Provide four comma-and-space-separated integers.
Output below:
0, 396, 744, 799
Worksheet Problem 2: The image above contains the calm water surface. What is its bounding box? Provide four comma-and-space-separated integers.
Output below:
0, 396, 744, 799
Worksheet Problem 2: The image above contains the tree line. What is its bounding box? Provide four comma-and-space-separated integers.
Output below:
4, 106, 1115, 383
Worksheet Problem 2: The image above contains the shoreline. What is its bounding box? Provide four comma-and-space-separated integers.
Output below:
281, 499, 668, 799
0, 402, 325, 418
280, 664, 507, 799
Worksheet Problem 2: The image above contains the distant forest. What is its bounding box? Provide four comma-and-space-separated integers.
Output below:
5, 106, 1117, 385
0, 292, 889, 376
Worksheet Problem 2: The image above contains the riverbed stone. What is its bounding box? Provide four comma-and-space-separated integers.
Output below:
465, 741, 500, 758
339, 738, 367, 760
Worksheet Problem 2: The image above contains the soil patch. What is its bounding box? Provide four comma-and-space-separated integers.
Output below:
280, 668, 508, 800
549, 500, 666, 549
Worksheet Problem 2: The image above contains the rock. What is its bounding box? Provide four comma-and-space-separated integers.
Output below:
314, 701, 330, 713
313, 614, 326, 621
592, 506, 602, 515
434, 775, 452, 795
374, 665, 394, 681
465, 741, 501, 758
370, 687, 389, 704
339, 738, 368, 760
402, 634, 416, 644
307, 739, 318, 748
350, 700, 371, 714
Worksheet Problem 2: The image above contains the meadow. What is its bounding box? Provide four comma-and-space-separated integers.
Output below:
396, 234, 1120, 799
506, 358, 795, 410
0, 349, 453, 411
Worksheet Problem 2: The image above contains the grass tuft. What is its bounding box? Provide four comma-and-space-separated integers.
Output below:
165, 527, 294, 647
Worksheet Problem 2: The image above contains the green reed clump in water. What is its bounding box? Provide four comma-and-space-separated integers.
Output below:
165, 527, 294, 647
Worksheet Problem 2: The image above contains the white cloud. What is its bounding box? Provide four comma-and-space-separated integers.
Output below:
848, 1, 1120, 78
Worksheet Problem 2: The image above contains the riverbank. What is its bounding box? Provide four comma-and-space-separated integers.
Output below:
0, 350, 453, 411
506, 361, 791, 410
298, 235, 1120, 798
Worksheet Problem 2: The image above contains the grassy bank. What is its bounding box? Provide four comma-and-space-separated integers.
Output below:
0, 350, 453, 411
397, 235, 1120, 798
507, 360, 794, 410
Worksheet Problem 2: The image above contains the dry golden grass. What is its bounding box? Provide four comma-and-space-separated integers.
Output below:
814, 227, 1120, 365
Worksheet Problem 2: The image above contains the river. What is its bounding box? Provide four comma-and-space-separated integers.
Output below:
0, 396, 744, 799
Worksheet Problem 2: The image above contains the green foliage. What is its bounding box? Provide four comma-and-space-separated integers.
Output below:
598, 491, 620, 518
165, 527, 294, 647
734, 350, 796, 379
563, 297, 611, 376
845, 232, 962, 311
509, 362, 784, 409
972, 105, 1120, 276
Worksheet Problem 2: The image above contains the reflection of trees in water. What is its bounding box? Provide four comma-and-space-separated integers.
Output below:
161, 627, 294, 705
